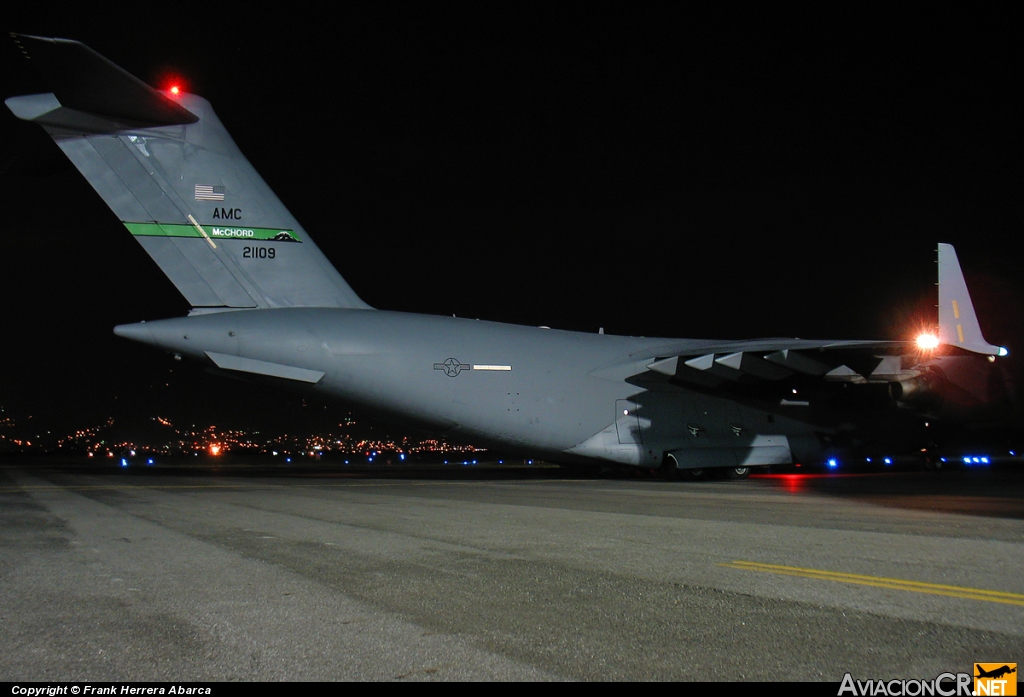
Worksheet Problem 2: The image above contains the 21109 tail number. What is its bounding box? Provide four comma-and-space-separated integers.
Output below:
243, 246, 276, 259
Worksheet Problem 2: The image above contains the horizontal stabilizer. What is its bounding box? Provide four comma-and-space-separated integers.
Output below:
938, 243, 1002, 356
205, 351, 325, 384
9, 34, 197, 126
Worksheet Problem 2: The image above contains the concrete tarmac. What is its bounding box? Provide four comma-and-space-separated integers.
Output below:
2, 462, 1023, 681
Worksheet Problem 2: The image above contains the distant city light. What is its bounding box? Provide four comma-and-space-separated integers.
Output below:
4, 413, 486, 462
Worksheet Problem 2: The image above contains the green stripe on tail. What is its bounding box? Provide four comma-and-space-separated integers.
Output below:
124, 222, 302, 243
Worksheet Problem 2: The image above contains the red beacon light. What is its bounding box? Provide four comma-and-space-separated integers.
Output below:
162, 77, 185, 97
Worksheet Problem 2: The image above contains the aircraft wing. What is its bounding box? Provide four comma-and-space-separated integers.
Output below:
632, 241, 1005, 390
636, 339, 915, 388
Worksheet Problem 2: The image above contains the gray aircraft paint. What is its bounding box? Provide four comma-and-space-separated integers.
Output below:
110, 309, 847, 466
6, 36, 1009, 471
6, 71, 367, 311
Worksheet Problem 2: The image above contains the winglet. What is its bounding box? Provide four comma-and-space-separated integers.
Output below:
937, 243, 1005, 356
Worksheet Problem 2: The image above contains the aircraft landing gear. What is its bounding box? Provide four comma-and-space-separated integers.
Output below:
660, 454, 683, 481
658, 453, 730, 482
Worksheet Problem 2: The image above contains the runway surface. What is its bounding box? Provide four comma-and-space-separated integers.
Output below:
2, 462, 1023, 681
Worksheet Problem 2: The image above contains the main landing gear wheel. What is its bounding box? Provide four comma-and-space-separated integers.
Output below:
726, 466, 751, 480
683, 469, 705, 480
660, 454, 683, 481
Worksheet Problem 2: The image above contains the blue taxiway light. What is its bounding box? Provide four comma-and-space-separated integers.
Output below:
827, 458, 838, 469
884, 457, 892, 465
120, 458, 128, 468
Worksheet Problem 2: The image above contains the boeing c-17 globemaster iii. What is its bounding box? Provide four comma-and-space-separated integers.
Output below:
5, 35, 1012, 477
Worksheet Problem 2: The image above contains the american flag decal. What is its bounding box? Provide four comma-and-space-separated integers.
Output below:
194, 184, 226, 201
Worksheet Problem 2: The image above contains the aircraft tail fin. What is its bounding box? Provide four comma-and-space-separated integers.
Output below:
5, 34, 370, 312
937, 243, 1002, 356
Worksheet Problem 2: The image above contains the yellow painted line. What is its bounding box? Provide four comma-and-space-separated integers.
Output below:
957, 323, 965, 343
720, 560, 1024, 607
187, 214, 217, 249
952, 299, 960, 319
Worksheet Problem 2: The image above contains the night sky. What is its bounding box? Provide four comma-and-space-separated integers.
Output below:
2, 7, 1022, 436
